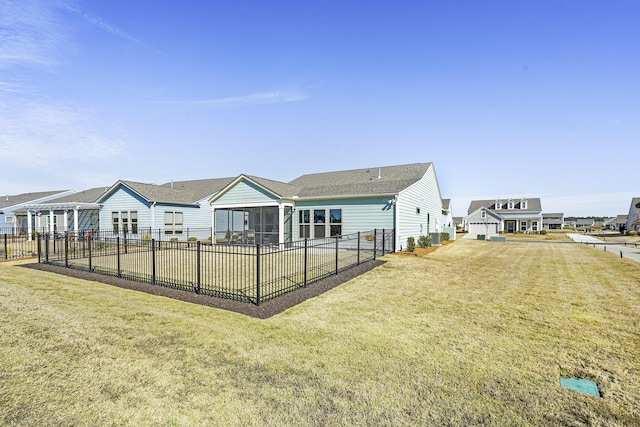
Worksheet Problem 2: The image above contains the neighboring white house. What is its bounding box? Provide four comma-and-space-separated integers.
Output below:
626, 197, 640, 233
464, 198, 543, 237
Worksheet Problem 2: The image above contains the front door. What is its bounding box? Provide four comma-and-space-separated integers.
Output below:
506, 221, 516, 233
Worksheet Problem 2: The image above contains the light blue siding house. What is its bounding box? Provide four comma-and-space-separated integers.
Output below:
210, 163, 446, 251
0, 190, 74, 234
19, 187, 107, 238
97, 178, 233, 240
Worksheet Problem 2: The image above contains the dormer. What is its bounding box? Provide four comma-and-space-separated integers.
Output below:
520, 198, 528, 210
495, 200, 502, 210
507, 199, 514, 210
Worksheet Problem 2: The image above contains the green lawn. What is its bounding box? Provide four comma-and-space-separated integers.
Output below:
1, 239, 639, 426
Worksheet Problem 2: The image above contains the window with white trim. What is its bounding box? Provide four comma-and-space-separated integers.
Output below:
521, 199, 528, 209
314, 209, 326, 238
112, 211, 138, 234
480, 210, 486, 218
532, 221, 538, 231
507, 200, 514, 209
299, 209, 310, 238
164, 211, 183, 234
330, 209, 342, 237
520, 221, 528, 231
496, 200, 502, 209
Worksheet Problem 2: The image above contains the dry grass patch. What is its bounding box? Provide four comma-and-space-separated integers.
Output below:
1, 240, 639, 426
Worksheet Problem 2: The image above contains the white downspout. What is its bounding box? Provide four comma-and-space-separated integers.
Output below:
394, 195, 400, 252
27, 210, 33, 241
278, 204, 285, 244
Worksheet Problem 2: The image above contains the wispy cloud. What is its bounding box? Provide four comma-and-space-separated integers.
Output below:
0, 0, 67, 70
60, 1, 164, 55
164, 91, 309, 108
0, 102, 127, 167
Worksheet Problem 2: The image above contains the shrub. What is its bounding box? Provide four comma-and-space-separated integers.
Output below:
170, 237, 179, 242
540, 229, 548, 235
141, 233, 152, 243
629, 231, 638, 236
441, 232, 450, 242
188, 237, 197, 242
417, 235, 431, 248
406, 237, 416, 252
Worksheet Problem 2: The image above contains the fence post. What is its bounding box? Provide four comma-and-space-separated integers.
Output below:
256, 244, 261, 306
117, 236, 121, 278
3, 234, 6, 260
357, 231, 361, 265
335, 236, 339, 275
45, 234, 49, 263
373, 229, 377, 260
393, 228, 396, 253
124, 229, 128, 254
196, 241, 201, 294
151, 239, 156, 284
65, 234, 69, 268
304, 238, 308, 287
88, 234, 92, 271
382, 228, 385, 254
37, 233, 41, 263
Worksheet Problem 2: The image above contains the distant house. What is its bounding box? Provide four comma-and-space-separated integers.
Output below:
19, 187, 108, 238
464, 198, 543, 237
452, 216, 464, 229
96, 178, 234, 240
614, 215, 628, 232
210, 162, 446, 251
542, 213, 564, 230
626, 197, 640, 233
575, 218, 596, 228
441, 198, 453, 228
0, 190, 74, 234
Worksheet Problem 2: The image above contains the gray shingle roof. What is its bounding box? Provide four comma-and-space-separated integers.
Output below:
289, 163, 432, 198
244, 175, 299, 198
160, 178, 236, 202
47, 187, 110, 204
0, 190, 70, 209
468, 198, 542, 215
117, 181, 197, 205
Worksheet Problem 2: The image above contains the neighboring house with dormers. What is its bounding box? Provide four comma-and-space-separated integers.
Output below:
626, 197, 640, 233
464, 197, 543, 236
96, 178, 234, 240
0, 190, 74, 234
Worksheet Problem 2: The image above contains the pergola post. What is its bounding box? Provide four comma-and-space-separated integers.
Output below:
27, 211, 33, 241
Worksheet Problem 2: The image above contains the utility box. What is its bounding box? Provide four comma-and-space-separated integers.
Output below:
490, 236, 506, 242
477, 234, 486, 240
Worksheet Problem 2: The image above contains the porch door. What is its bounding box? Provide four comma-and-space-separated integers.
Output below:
506, 221, 516, 233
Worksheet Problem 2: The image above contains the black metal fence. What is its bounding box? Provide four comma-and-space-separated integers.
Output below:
1, 230, 39, 260
39, 229, 395, 305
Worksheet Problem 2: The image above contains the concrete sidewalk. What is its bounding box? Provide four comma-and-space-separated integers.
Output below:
566, 233, 640, 263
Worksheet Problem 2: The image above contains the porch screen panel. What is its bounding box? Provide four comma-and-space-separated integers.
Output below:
299, 210, 310, 239
314, 209, 325, 238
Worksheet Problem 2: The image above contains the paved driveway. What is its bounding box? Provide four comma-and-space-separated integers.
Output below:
566, 233, 640, 263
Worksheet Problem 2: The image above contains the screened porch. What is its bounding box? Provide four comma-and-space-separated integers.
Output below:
214, 206, 292, 245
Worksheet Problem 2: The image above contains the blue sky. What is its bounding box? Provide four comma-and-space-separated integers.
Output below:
1, 0, 638, 217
